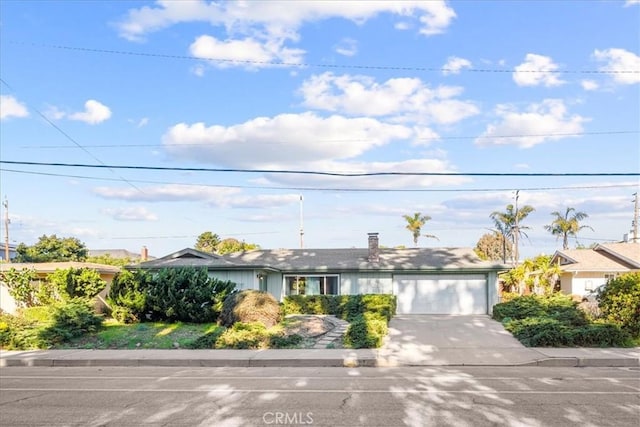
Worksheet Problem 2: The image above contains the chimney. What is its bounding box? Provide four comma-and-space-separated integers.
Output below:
141, 246, 148, 261
368, 233, 379, 263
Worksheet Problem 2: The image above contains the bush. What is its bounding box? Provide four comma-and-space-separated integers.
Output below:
268, 333, 304, 349
569, 323, 631, 347
598, 272, 640, 337
343, 313, 388, 349
185, 327, 227, 349
492, 294, 579, 323
215, 322, 270, 349
505, 317, 573, 347
39, 300, 103, 344
113, 267, 236, 323
219, 290, 281, 328
0, 311, 46, 349
108, 270, 153, 323
48, 268, 106, 301
282, 294, 396, 321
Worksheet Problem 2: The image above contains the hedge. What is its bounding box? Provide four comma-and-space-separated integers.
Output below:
282, 294, 396, 321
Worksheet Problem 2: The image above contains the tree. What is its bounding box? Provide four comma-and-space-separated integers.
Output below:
490, 203, 535, 265
216, 238, 259, 255
195, 231, 221, 253
544, 207, 593, 250
402, 213, 438, 247
500, 254, 560, 296
474, 232, 513, 262
15, 234, 88, 262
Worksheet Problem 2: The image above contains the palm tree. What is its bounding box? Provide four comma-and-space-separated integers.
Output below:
402, 213, 438, 247
545, 207, 593, 250
490, 203, 535, 265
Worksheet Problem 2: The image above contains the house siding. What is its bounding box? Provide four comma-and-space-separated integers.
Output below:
560, 271, 615, 296
340, 272, 393, 295
207, 270, 258, 291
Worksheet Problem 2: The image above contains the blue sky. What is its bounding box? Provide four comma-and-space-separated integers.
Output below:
1, 0, 639, 259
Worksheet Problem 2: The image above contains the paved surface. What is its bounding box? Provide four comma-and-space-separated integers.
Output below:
2, 366, 639, 426
1, 315, 638, 368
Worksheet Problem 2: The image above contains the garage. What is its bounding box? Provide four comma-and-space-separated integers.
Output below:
393, 274, 488, 315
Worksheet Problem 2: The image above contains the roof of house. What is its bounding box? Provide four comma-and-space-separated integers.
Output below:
88, 249, 155, 260
0, 261, 121, 274
551, 242, 640, 272
136, 247, 506, 273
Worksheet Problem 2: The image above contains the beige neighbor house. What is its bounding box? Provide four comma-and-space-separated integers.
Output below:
551, 242, 640, 297
135, 233, 507, 315
0, 262, 121, 314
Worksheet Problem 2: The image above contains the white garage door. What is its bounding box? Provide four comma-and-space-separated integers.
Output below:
394, 274, 487, 314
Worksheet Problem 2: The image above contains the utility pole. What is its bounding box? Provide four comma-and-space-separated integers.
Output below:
633, 192, 639, 243
513, 190, 520, 266
3, 197, 9, 262
299, 195, 304, 249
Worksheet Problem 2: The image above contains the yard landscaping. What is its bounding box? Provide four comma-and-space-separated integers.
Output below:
1, 266, 396, 350
492, 272, 640, 347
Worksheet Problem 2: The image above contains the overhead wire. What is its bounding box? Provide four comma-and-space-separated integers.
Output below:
9, 41, 640, 75
2, 160, 639, 177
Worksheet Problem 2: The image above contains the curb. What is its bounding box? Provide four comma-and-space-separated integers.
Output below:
2, 356, 637, 368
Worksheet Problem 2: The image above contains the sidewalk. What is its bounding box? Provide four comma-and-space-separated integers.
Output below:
1, 347, 638, 368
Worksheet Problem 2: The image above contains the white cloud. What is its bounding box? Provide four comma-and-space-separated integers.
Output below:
475, 99, 588, 148
299, 72, 479, 124
593, 48, 640, 85
102, 207, 158, 221
581, 80, 599, 91
442, 56, 472, 75
162, 112, 413, 168
116, 1, 455, 70
116, 1, 456, 41
625, 0, 640, 6
68, 100, 112, 124
0, 95, 29, 120
513, 54, 565, 87
334, 38, 358, 57
189, 35, 305, 68
94, 184, 240, 203
94, 184, 300, 209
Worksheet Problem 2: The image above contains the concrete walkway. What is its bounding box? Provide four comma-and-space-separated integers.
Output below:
1, 315, 638, 368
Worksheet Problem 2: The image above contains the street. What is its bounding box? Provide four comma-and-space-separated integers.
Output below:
1, 366, 638, 426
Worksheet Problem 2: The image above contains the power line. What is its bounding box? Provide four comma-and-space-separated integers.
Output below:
0, 78, 144, 194
2, 160, 639, 177
11, 41, 640, 75
16, 130, 640, 149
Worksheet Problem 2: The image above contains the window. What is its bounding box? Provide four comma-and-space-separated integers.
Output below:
285, 275, 339, 295
604, 273, 616, 282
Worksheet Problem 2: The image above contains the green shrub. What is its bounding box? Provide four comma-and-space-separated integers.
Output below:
269, 333, 304, 349
598, 272, 640, 337
215, 322, 270, 349
505, 317, 573, 347
343, 313, 388, 348
108, 269, 152, 323
492, 293, 579, 323
48, 268, 106, 301
282, 294, 396, 321
219, 290, 281, 328
143, 267, 236, 323
0, 311, 47, 349
39, 300, 103, 344
569, 323, 631, 347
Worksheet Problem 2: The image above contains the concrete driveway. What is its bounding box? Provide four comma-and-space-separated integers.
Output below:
378, 315, 541, 366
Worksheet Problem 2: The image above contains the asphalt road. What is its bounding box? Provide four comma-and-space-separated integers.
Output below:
1, 366, 638, 427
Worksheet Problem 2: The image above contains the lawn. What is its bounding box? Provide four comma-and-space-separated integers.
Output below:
58, 320, 221, 349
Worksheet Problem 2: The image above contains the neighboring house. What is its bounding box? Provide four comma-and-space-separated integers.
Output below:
135, 233, 506, 315
89, 246, 154, 262
551, 242, 640, 296
0, 261, 121, 314
0, 243, 18, 261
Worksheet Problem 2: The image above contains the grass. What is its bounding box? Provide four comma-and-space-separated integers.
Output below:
57, 320, 221, 349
